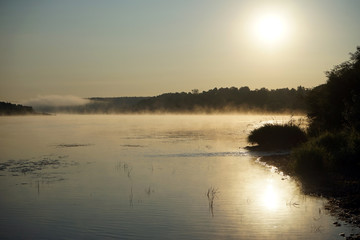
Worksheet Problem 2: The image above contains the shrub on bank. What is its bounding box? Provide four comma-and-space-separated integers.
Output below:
247, 123, 307, 149
292, 130, 360, 176
247, 123, 360, 177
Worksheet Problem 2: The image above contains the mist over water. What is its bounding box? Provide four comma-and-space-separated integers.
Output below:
22, 95, 90, 112
0, 114, 358, 239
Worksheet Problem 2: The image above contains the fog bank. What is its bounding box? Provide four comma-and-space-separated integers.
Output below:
24, 95, 89, 108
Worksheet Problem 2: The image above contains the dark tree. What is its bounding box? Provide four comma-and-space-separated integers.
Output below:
307, 46, 360, 134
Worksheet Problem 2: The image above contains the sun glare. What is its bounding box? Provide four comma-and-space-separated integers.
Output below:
249, 9, 291, 48
255, 15, 286, 42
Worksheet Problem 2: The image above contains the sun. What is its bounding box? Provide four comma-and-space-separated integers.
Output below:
250, 10, 290, 48
255, 14, 286, 43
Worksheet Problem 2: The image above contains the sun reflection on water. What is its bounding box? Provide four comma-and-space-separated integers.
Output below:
261, 180, 280, 211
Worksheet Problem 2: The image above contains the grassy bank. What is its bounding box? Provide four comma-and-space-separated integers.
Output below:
292, 130, 360, 178
248, 123, 360, 228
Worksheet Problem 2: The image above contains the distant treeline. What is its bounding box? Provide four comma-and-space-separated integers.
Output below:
0, 102, 36, 115
135, 86, 309, 113
37, 86, 310, 114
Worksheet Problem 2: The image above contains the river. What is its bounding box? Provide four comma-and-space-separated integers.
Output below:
0, 114, 358, 239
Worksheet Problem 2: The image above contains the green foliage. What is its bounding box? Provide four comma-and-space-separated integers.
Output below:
292, 130, 360, 176
291, 144, 325, 176
247, 123, 307, 149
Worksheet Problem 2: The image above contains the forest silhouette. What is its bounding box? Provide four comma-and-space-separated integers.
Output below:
31, 87, 309, 114
134, 86, 308, 113
0, 102, 35, 115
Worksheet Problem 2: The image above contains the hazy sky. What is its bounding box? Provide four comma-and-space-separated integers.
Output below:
1, 0, 360, 103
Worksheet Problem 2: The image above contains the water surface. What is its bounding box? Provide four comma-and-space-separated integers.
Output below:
0, 114, 358, 239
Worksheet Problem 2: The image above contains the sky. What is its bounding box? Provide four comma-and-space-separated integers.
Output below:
1, 0, 360, 103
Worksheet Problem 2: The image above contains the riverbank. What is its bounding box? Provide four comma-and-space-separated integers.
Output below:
258, 154, 360, 234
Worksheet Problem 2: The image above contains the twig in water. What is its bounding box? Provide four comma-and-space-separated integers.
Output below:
206, 187, 219, 217
145, 186, 154, 196
127, 168, 132, 178
129, 187, 133, 207
286, 198, 300, 208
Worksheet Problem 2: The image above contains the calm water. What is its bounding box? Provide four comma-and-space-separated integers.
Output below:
0, 114, 358, 239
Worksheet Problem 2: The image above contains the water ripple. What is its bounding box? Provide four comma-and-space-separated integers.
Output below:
146, 150, 290, 158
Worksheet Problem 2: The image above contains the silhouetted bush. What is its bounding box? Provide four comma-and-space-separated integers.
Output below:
247, 123, 307, 149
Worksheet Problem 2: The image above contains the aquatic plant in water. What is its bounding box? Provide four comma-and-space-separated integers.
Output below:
206, 187, 218, 217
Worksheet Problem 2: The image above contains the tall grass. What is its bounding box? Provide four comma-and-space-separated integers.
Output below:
292, 130, 360, 177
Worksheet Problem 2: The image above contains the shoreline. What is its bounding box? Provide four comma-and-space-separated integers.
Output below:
257, 154, 360, 232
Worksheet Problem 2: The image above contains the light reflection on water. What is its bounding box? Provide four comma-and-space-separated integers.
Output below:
261, 180, 280, 211
0, 114, 358, 239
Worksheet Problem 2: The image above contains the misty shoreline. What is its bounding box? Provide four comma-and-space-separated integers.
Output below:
4, 86, 309, 115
